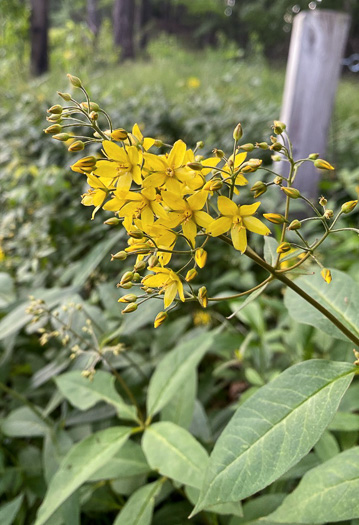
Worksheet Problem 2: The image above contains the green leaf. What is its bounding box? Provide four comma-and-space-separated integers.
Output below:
0, 286, 77, 340
192, 360, 354, 515
268, 446, 359, 523
146, 332, 213, 417
284, 269, 359, 342
160, 369, 197, 429
186, 485, 243, 517
228, 493, 286, 525
142, 421, 208, 489
0, 494, 23, 525
1, 407, 48, 437
113, 480, 163, 525
71, 230, 124, 287
90, 440, 150, 481
35, 426, 131, 525
0, 273, 15, 308
264, 236, 278, 265
314, 430, 340, 462
55, 370, 138, 422
328, 411, 359, 431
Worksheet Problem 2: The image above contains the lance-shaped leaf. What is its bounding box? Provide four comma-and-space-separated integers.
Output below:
192, 360, 355, 515
142, 421, 208, 489
113, 480, 163, 525
284, 269, 359, 342
147, 332, 213, 417
268, 446, 359, 523
55, 370, 138, 422
35, 426, 131, 525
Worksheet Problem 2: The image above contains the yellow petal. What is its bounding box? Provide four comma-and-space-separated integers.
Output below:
201, 157, 221, 175
182, 219, 197, 248
103, 141, 128, 162
142, 274, 167, 287
95, 161, 119, 178
239, 202, 261, 216
143, 137, 156, 151
243, 216, 271, 235
132, 123, 143, 142
217, 196, 238, 217
127, 146, 139, 166
168, 140, 186, 169
207, 216, 232, 237
164, 281, 178, 308
187, 190, 207, 211
161, 191, 187, 211
231, 225, 247, 253
234, 173, 248, 186
143, 172, 166, 188
144, 153, 167, 172
193, 210, 212, 228
234, 152, 247, 168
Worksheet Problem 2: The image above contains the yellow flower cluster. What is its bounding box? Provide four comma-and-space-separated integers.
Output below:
71, 123, 271, 311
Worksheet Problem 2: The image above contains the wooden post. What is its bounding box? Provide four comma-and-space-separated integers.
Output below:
279, 10, 350, 199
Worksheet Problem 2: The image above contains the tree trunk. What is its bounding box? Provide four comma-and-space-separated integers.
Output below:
113, 0, 136, 60
139, 0, 151, 49
87, 0, 101, 37
30, 0, 49, 76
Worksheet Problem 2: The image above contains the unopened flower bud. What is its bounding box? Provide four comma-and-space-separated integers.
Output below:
154, 139, 164, 148
121, 302, 138, 314
67, 73, 82, 88
263, 213, 287, 224
288, 219, 301, 230
68, 140, 85, 152
53, 133, 71, 141
274, 176, 283, 185
118, 294, 138, 303
47, 113, 62, 122
281, 187, 301, 199
148, 255, 159, 268
111, 128, 128, 141
233, 123, 243, 141
239, 143, 255, 152
319, 196, 327, 206
118, 282, 133, 289
196, 141, 204, 149
185, 269, 198, 282
134, 260, 147, 272
104, 217, 121, 226
120, 271, 134, 284
341, 200, 358, 214
186, 162, 203, 171
57, 91, 72, 101
44, 124, 62, 134
271, 155, 282, 162
195, 248, 207, 268
251, 181, 267, 198
277, 242, 292, 254
128, 230, 144, 239
321, 268, 332, 284
111, 251, 127, 261
309, 153, 319, 160
314, 159, 335, 171
71, 156, 97, 173
154, 311, 167, 328
89, 111, 98, 120
273, 120, 286, 134
213, 149, 224, 158
48, 104, 63, 114
133, 272, 141, 282
324, 209, 333, 219
204, 179, 223, 191
270, 142, 283, 152
256, 142, 268, 150
80, 101, 100, 112
198, 286, 208, 308
125, 243, 151, 254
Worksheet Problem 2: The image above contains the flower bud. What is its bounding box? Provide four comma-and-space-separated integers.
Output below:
281, 187, 301, 199
233, 123, 243, 141
277, 242, 292, 254
154, 311, 167, 328
263, 213, 287, 224
111, 251, 127, 261
288, 219, 301, 230
196, 141, 204, 149
185, 269, 198, 282
314, 159, 335, 171
47, 113, 62, 122
53, 133, 71, 141
111, 128, 128, 141
80, 101, 100, 112
148, 255, 159, 268
133, 272, 141, 282
239, 143, 255, 152
213, 149, 224, 158
195, 248, 207, 268
271, 155, 281, 162
273, 120, 286, 134
154, 139, 164, 148
118, 282, 133, 289
256, 142, 268, 150
125, 243, 151, 254
89, 111, 98, 120
270, 142, 283, 152
57, 91, 72, 101
48, 104, 63, 114
319, 196, 327, 206
309, 153, 319, 160
68, 140, 85, 152
321, 268, 332, 284
44, 124, 62, 134
118, 294, 138, 303
341, 200, 358, 214
186, 162, 203, 171
274, 176, 283, 185
121, 302, 138, 314
134, 260, 147, 272
104, 217, 121, 226
324, 209, 333, 219
251, 181, 267, 198
128, 230, 144, 239
71, 156, 97, 173
198, 286, 208, 308
120, 271, 134, 284
67, 73, 82, 88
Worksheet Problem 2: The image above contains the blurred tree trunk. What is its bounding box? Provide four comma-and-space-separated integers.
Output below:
30, 0, 49, 76
139, 0, 151, 49
113, 0, 135, 60
87, 0, 101, 37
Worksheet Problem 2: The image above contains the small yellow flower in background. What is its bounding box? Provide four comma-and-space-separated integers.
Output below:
321, 268, 332, 284
142, 267, 185, 308
206, 196, 270, 253
0, 246, 5, 262
187, 77, 201, 89
193, 310, 211, 326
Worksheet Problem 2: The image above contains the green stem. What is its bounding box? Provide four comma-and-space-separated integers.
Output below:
0, 382, 52, 427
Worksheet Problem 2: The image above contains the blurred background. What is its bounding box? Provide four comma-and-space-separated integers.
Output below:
0, 2, 359, 523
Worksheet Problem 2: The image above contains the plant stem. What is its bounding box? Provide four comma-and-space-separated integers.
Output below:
0, 381, 52, 426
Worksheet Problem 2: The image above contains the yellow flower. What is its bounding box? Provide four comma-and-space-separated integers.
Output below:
142, 267, 185, 308
127, 123, 155, 151
143, 140, 190, 192
221, 151, 248, 187
95, 141, 142, 191
81, 173, 115, 219
187, 77, 200, 89
206, 196, 270, 253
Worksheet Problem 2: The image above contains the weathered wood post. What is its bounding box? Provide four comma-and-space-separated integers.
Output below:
279, 10, 350, 199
